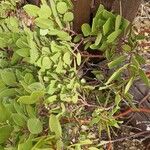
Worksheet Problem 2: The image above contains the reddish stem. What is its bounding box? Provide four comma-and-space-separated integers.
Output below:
115, 108, 150, 119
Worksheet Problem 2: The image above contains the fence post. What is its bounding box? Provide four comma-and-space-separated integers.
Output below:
72, 0, 92, 32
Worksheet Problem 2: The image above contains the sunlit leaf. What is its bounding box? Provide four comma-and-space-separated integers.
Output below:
76, 52, 81, 66
103, 18, 111, 35
124, 77, 134, 94
27, 118, 43, 134
63, 12, 74, 22
81, 23, 91, 37
49, 114, 62, 138
57, 2, 68, 14
139, 69, 150, 86
24, 4, 40, 17
105, 65, 128, 85
107, 29, 122, 43
108, 56, 126, 69
115, 15, 122, 30
0, 125, 13, 144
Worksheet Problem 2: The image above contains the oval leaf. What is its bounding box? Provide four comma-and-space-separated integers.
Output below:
49, 114, 62, 138
27, 118, 43, 134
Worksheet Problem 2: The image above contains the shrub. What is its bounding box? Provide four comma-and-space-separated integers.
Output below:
0, 0, 149, 149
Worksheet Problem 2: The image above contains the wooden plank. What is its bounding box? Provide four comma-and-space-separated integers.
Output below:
112, 0, 142, 22
72, 0, 92, 32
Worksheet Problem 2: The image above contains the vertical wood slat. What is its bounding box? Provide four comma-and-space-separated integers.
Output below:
72, 0, 92, 32
112, 0, 142, 22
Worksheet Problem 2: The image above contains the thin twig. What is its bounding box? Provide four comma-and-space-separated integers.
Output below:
114, 108, 150, 119
73, 38, 84, 52
80, 53, 104, 58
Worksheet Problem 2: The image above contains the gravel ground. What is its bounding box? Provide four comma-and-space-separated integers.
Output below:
133, 0, 150, 65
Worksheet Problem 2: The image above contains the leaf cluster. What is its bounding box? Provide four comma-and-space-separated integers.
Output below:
0, 0, 149, 150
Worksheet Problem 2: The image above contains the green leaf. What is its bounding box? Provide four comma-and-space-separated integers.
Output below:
105, 65, 128, 85
115, 15, 122, 30
108, 56, 126, 69
102, 9, 115, 19
42, 47, 50, 54
46, 95, 57, 103
56, 31, 71, 41
29, 40, 39, 64
49, 114, 62, 138
0, 59, 8, 68
47, 80, 57, 95
0, 125, 13, 144
107, 29, 122, 43
81, 23, 91, 37
76, 52, 81, 66
24, 73, 34, 84
134, 54, 145, 65
30, 90, 45, 102
42, 56, 52, 69
0, 88, 17, 99
18, 96, 30, 104
16, 37, 29, 48
121, 18, 130, 31
18, 138, 33, 150
40, 29, 49, 36
28, 82, 45, 92
0, 102, 10, 123
90, 43, 99, 50
122, 44, 131, 52
50, 0, 63, 29
8, 16, 19, 29
103, 18, 111, 35
79, 139, 93, 145
139, 69, 150, 86
56, 139, 64, 150
51, 52, 61, 62
125, 77, 134, 94
131, 56, 140, 69
57, 2, 68, 14
18, 91, 44, 104
11, 113, 26, 127
27, 118, 43, 134
13, 101, 24, 115
63, 12, 74, 22
23, 4, 40, 17
63, 52, 71, 65
38, 4, 52, 19
0, 69, 16, 86
35, 18, 54, 29
56, 60, 63, 73
16, 48, 30, 57
99, 84, 113, 90
115, 93, 121, 106
73, 34, 82, 43
75, 145, 81, 150
26, 105, 36, 118
95, 32, 102, 46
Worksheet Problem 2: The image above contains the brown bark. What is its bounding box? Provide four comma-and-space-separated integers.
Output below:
112, 0, 142, 22
72, 0, 92, 33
